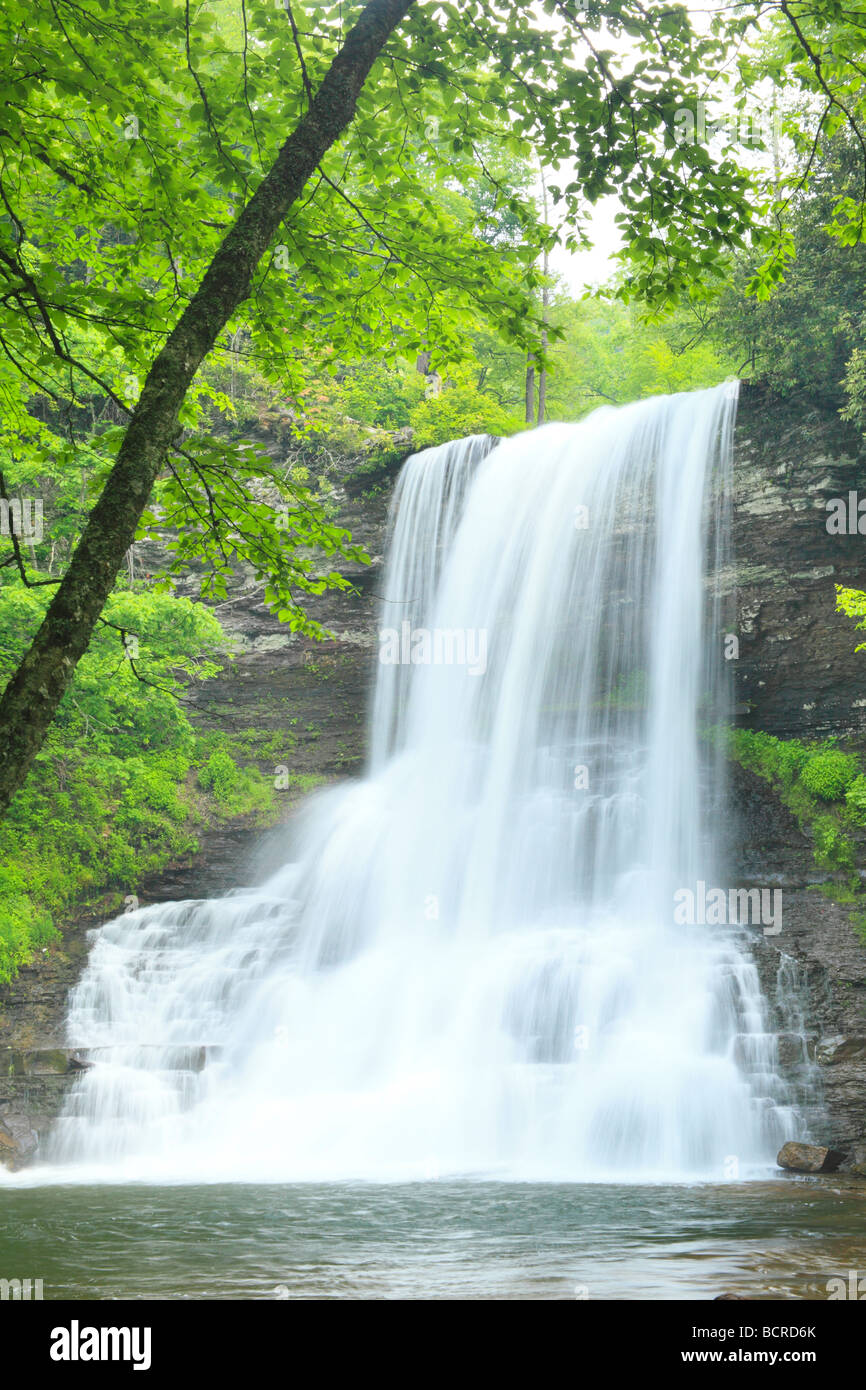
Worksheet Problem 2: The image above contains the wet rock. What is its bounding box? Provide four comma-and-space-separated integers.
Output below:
734, 384, 866, 741
729, 764, 866, 1149
777, 1141, 846, 1173
0, 1112, 38, 1171
847, 1138, 866, 1178
816, 1036, 866, 1066
1, 1047, 75, 1075
816, 1035, 847, 1064
776, 1033, 808, 1069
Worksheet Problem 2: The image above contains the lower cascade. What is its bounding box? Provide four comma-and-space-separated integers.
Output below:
45, 382, 801, 1182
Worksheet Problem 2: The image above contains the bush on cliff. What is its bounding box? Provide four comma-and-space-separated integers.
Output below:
0, 583, 276, 984
729, 728, 865, 891
799, 749, 859, 801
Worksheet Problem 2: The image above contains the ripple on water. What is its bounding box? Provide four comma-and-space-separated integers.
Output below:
1, 1176, 864, 1300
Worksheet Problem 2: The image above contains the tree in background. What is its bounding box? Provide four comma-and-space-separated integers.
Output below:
708, 4, 866, 404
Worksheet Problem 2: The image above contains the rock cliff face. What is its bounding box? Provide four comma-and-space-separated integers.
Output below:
3, 388, 866, 1169
729, 385, 866, 1169
733, 382, 866, 739
730, 763, 866, 1162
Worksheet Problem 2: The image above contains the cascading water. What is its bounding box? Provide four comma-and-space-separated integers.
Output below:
42, 381, 801, 1182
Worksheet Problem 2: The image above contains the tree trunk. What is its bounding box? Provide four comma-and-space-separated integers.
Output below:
0, 0, 414, 817
536, 165, 550, 427
525, 357, 535, 424
536, 328, 548, 425
537, 254, 549, 424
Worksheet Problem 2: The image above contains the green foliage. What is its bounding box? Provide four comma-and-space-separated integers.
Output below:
142, 434, 371, 637
845, 773, 866, 822
0, 584, 224, 754
740, 4, 866, 287
799, 749, 858, 802
0, 580, 280, 983
0, 888, 55, 987
728, 728, 809, 787
834, 587, 866, 829
409, 375, 524, 450
542, 296, 737, 417
6, 0, 864, 818
731, 727, 857, 805
841, 349, 866, 435
275, 291, 738, 457
6, 1, 866, 960
0, 745, 198, 982
343, 441, 413, 500
0, 723, 279, 983
836, 585, 866, 653
813, 815, 856, 875
330, 361, 425, 431
729, 728, 863, 895
710, 136, 866, 407
196, 745, 272, 817
0, 0, 775, 622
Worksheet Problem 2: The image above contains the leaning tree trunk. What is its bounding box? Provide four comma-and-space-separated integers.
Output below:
0, 0, 414, 818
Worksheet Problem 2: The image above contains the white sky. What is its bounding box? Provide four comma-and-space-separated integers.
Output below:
548, 196, 622, 294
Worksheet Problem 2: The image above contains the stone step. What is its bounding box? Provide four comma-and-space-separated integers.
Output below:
2, 1045, 223, 1076
1, 1047, 88, 1076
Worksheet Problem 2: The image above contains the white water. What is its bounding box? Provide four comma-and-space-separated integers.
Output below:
39, 382, 801, 1183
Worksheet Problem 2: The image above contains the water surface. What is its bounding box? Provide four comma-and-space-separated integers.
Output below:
2, 1177, 863, 1300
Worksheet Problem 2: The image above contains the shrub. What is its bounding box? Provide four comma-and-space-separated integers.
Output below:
729, 728, 864, 895
729, 729, 809, 787
0, 895, 56, 983
799, 749, 858, 801
846, 773, 866, 823
813, 815, 855, 874
409, 381, 524, 450
0, 586, 278, 983
196, 746, 273, 818
198, 749, 240, 805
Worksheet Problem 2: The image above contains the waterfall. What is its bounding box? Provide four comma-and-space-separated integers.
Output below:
45, 382, 799, 1182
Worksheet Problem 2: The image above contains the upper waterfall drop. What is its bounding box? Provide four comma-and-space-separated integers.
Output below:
44, 381, 801, 1183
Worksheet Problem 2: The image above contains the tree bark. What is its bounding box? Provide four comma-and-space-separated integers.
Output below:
536, 318, 548, 426
0, 0, 415, 817
536, 165, 550, 426
525, 357, 535, 424
536, 325, 547, 425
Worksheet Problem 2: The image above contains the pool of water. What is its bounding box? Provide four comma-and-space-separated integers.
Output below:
1, 1176, 864, 1300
